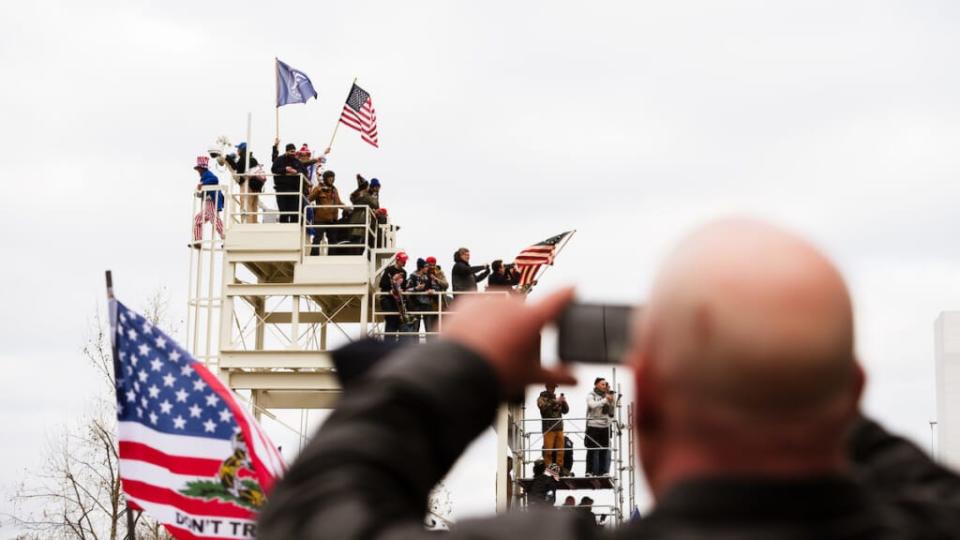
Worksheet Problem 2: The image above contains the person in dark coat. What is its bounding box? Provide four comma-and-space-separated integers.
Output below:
258, 219, 960, 540
378, 252, 408, 340
451, 247, 490, 293
527, 461, 560, 507
270, 141, 305, 223
487, 260, 521, 292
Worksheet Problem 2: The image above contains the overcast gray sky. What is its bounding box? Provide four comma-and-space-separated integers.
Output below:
3, 0, 960, 530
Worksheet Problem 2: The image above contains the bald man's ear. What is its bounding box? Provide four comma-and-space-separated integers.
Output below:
632, 351, 662, 434
850, 360, 865, 409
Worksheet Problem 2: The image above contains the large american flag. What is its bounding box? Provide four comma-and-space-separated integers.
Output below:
339, 83, 379, 148
514, 231, 573, 290
111, 301, 284, 539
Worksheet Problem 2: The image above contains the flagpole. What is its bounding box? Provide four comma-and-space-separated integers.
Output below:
327, 77, 357, 152
520, 230, 577, 295
274, 58, 280, 142
105, 271, 138, 540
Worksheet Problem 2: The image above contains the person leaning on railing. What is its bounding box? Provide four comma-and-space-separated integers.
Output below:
424, 256, 448, 333
347, 175, 379, 254
584, 377, 615, 477
307, 170, 343, 256
271, 141, 306, 224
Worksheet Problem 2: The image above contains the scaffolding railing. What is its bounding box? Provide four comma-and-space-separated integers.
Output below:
226, 172, 308, 226
370, 290, 511, 340
301, 204, 386, 258
508, 375, 635, 528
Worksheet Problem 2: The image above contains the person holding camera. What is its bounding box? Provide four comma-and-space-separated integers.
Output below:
487, 260, 521, 292
585, 378, 615, 477
260, 218, 960, 540
537, 383, 569, 474
452, 247, 490, 293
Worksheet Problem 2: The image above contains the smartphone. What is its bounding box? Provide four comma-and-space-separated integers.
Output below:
556, 302, 633, 364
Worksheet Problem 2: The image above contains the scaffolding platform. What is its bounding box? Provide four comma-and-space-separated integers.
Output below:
517, 475, 616, 491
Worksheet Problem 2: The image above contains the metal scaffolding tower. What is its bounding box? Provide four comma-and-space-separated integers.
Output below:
498, 369, 636, 528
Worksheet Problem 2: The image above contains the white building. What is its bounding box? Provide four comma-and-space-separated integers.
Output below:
934, 312, 960, 469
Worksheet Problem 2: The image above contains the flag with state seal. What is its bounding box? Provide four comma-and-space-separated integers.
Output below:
110, 300, 285, 539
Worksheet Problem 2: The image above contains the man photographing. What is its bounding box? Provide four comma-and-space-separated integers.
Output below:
259, 218, 960, 539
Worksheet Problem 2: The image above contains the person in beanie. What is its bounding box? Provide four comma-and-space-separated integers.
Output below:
271, 140, 306, 223
424, 256, 448, 333
368, 177, 382, 208
348, 175, 379, 254
452, 247, 490, 293
537, 383, 569, 472
191, 156, 224, 247
225, 142, 262, 223
377, 251, 408, 340
307, 170, 344, 256
405, 258, 433, 332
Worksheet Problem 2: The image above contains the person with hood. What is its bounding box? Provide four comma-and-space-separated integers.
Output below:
537, 383, 569, 472
224, 142, 262, 223
348, 175, 379, 254
307, 170, 344, 256
378, 251, 408, 340
527, 461, 561, 507
452, 247, 490, 293
191, 156, 224, 248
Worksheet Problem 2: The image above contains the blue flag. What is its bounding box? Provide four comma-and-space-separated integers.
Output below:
276, 59, 317, 107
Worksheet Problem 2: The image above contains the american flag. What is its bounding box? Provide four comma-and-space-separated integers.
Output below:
514, 231, 573, 290
339, 83, 379, 148
111, 301, 284, 539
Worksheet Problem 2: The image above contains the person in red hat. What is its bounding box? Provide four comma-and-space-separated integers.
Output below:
191, 156, 224, 248
377, 251, 409, 340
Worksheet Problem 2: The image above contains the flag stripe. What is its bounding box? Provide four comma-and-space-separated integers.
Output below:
119, 441, 222, 476
118, 421, 232, 459
121, 478, 256, 519
123, 494, 256, 539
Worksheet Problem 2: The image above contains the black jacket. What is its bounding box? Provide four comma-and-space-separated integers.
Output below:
271, 145, 306, 191
487, 269, 519, 291
527, 473, 560, 506
378, 265, 408, 311
452, 254, 490, 292
258, 341, 960, 540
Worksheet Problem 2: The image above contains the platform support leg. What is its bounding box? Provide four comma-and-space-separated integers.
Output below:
495, 404, 510, 512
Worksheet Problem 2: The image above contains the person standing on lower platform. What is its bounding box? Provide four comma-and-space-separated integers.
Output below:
585, 377, 614, 476
537, 383, 569, 474
378, 252, 408, 340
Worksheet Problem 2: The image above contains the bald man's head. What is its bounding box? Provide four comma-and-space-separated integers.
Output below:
631, 218, 862, 495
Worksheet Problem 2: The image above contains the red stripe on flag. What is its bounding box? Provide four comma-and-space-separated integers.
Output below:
120, 478, 256, 519
119, 441, 221, 476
